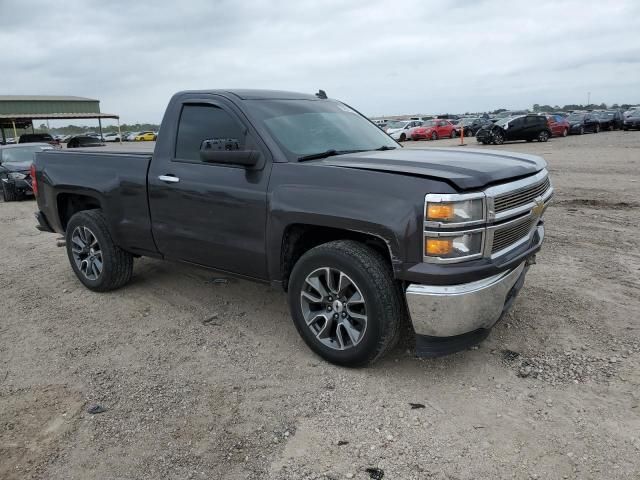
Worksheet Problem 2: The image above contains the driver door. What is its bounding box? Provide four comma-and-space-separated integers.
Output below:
148, 100, 271, 279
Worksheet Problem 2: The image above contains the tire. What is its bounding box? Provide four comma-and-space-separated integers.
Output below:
482, 140, 489, 145
537, 130, 550, 142
579, 126, 585, 135
2, 182, 17, 202
431, 132, 438, 141
450, 130, 456, 138
594, 124, 599, 134
562, 128, 568, 137
288, 240, 403, 367
65, 209, 134, 292
399, 133, 406, 142
492, 133, 504, 145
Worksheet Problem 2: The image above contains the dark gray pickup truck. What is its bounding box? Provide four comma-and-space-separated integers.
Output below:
33, 89, 552, 366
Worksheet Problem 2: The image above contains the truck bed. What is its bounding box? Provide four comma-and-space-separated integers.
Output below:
35, 149, 158, 257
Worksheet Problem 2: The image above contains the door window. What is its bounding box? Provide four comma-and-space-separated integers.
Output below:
175, 104, 246, 162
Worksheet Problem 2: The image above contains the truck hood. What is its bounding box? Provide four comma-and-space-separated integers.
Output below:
313, 147, 546, 190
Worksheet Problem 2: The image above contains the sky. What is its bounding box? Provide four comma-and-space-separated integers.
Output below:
1, 0, 639, 124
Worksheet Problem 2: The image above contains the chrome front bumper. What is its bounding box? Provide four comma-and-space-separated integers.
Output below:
405, 260, 527, 338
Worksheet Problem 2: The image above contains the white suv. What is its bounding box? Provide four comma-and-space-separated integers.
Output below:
385, 120, 423, 141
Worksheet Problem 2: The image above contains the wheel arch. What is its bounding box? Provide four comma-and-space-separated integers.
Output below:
56, 192, 103, 231
279, 224, 396, 291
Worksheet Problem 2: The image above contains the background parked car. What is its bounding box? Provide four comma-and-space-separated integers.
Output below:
66, 136, 106, 148
623, 106, 640, 118
18, 133, 60, 147
476, 115, 551, 145
384, 120, 423, 142
410, 119, 457, 140
545, 114, 570, 137
595, 110, 624, 131
454, 117, 492, 137
134, 131, 157, 141
567, 112, 600, 134
103, 132, 121, 142
623, 111, 640, 130
0, 143, 52, 201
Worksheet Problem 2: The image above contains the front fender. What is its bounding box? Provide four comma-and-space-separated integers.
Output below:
265, 163, 456, 282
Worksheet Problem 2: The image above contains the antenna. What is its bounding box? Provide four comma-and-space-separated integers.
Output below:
315, 89, 327, 99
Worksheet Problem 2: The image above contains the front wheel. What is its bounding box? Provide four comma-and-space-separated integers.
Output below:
492, 132, 504, 145
431, 132, 438, 141
399, 133, 406, 142
562, 128, 568, 137
594, 124, 600, 133
537, 130, 550, 142
450, 130, 456, 138
65, 209, 134, 292
288, 240, 402, 367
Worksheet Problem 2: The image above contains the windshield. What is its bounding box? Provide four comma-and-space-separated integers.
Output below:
247, 99, 398, 159
567, 114, 585, 122
495, 117, 515, 127
598, 112, 613, 118
460, 118, 478, 126
1, 145, 49, 165
385, 121, 408, 129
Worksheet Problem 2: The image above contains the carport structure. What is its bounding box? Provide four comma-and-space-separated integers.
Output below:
0, 95, 120, 143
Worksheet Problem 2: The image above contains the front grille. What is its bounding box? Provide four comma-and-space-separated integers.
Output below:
494, 177, 551, 213
492, 217, 534, 253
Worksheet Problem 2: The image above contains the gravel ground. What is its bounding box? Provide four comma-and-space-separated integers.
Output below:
1, 131, 639, 479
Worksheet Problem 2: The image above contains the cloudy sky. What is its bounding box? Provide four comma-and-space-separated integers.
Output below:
1, 0, 639, 124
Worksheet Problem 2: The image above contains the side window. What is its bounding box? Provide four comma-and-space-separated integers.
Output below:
510, 117, 524, 128
175, 104, 246, 162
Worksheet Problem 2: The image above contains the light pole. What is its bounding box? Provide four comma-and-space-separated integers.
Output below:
587, 92, 591, 106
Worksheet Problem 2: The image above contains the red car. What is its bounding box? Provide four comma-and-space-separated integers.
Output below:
546, 115, 570, 137
410, 119, 457, 141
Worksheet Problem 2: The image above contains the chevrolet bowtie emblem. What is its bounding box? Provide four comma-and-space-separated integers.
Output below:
531, 197, 545, 218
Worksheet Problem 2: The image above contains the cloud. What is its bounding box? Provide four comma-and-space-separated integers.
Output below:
1, 0, 639, 123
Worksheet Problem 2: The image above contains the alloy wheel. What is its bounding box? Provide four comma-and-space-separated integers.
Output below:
300, 267, 368, 351
71, 226, 103, 280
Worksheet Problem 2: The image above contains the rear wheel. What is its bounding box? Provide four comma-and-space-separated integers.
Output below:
288, 240, 402, 367
537, 130, 550, 142
2, 182, 17, 202
450, 130, 456, 138
65, 209, 134, 292
594, 124, 600, 133
579, 126, 585, 135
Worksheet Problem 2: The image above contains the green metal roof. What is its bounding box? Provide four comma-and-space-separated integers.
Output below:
0, 95, 102, 116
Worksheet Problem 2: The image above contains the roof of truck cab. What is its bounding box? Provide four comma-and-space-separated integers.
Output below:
180, 89, 320, 100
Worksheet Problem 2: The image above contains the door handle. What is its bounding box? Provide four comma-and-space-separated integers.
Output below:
158, 175, 180, 183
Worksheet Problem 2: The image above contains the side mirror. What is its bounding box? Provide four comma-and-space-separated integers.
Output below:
199, 138, 260, 167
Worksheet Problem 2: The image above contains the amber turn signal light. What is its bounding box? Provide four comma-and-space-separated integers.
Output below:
425, 238, 453, 256
426, 203, 454, 220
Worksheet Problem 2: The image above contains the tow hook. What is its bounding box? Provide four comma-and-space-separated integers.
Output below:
525, 255, 537, 267
56, 237, 66, 247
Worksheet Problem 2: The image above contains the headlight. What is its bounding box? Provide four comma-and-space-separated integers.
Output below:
8, 172, 26, 180
423, 193, 486, 263
425, 196, 485, 226
424, 230, 484, 261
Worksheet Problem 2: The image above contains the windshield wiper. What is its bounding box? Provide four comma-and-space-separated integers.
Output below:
375, 145, 397, 151
298, 149, 367, 162
298, 146, 395, 162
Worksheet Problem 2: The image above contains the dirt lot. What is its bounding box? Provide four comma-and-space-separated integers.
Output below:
1, 132, 639, 479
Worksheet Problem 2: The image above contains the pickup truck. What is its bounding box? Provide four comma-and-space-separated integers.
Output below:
32, 89, 553, 366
